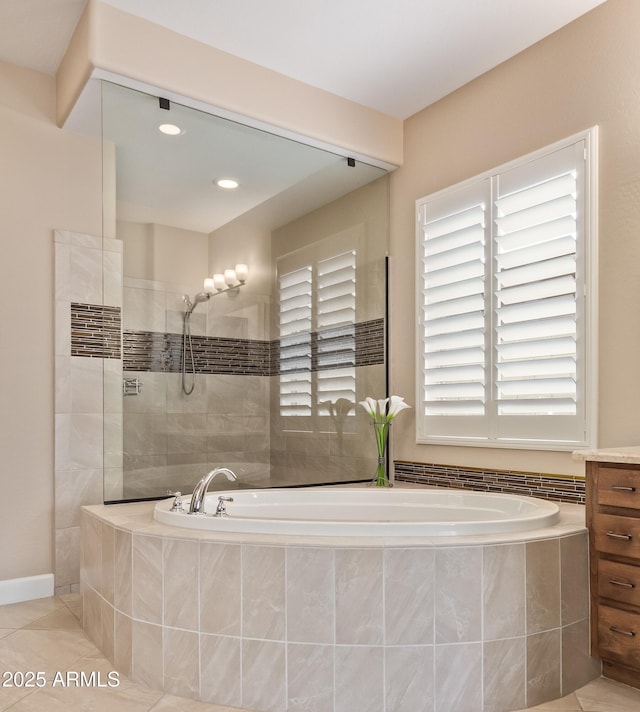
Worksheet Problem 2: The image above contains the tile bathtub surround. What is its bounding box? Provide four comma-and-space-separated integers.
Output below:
80, 502, 599, 712
394, 460, 586, 504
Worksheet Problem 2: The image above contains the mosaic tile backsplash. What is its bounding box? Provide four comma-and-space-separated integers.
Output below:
394, 461, 586, 504
70, 303, 121, 359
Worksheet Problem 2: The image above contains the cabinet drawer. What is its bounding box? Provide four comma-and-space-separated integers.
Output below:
598, 605, 640, 668
599, 559, 640, 606
593, 514, 640, 558
597, 467, 640, 510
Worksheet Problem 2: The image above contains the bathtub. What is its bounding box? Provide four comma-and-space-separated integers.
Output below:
154, 486, 560, 536
81, 487, 598, 712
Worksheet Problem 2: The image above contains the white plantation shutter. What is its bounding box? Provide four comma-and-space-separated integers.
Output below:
421, 191, 488, 419
495, 156, 578, 418
317, 252, 356, 412
279, 267, 312, 416
278, 250, 357, 418
416, 131, 597, 448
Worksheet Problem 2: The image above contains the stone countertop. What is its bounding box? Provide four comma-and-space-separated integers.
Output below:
573, 445, 640, 464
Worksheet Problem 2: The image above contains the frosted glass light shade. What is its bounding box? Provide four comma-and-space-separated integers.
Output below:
235, 263, 248, 282
224, 269, 237, 286
203, 278, 215, 293
213, 273, 226, 290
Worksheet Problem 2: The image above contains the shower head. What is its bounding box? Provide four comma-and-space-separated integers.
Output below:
183, 292, 211, 316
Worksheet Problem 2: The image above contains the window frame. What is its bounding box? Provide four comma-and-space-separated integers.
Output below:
415, 128, 599, 450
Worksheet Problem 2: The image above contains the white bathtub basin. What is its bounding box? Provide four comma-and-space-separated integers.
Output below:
154, 487, 560, 536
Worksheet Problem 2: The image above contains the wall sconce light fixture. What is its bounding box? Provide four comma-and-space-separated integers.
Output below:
203, 263, 248, 295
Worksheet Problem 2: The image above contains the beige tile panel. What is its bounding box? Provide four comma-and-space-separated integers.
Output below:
163, 539, 199, 631
335, 548, 383, 645
334, 645, 383, 712
131, 535, 163, 624
199, 634, 241, 707
527, 629, 562, 707
286, 547, 334, 644
242, 639, 286, 712
384, 548, 435, 646
286, 643, 334, 712
483, 543, 526, 641
242, 545, 285, 641
384, 645, 434, 712
483, 637, 526, 712
526, 538, 561, 635
435, 642, 483, 712
163, 628, 199, 699
199, 542, 241, 636
435, 546, 482, 644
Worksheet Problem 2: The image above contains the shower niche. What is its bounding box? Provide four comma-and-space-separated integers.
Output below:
101, 81, 389, 502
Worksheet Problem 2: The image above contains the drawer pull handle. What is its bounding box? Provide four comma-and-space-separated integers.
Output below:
611, 485, 636, 492
610, 625, 636, 637
606, 531, 633, 541
609, 578, 635, 589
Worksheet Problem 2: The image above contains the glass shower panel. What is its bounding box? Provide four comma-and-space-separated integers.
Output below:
101, 80, 388, 502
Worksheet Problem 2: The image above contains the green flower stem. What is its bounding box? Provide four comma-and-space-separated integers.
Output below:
372, 421, 390, 487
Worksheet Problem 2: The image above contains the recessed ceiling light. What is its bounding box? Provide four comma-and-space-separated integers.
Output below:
158, 123, 182, 136
216, 178, 239, 190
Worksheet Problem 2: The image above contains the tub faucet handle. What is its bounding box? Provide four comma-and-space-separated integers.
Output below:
167, 491, 184, 512
215, 496, 234, 518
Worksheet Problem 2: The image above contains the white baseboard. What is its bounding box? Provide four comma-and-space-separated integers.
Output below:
0, 574, 55, 606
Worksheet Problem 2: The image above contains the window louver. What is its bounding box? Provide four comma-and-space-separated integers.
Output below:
317, 252, 356, 413
495, 171, 578, 416
420, 200, 487, 417
278, 251, 357, 418
279, 267, 312, 416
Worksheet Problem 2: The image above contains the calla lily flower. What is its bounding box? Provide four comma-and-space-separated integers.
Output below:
359, 395, 411, 423
359, 397, 378, 418
387, 395, 411, 419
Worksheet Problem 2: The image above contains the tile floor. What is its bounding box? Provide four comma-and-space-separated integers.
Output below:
0, 596, 638, 712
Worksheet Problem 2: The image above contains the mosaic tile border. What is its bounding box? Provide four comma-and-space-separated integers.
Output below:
123, 331, 272, 375
70, 303, 121, 359
393, 460, 586, 504
122, 317, 385, 376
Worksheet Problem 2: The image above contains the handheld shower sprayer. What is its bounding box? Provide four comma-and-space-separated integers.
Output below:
181, 265, 248, 395
182, 292, 210, 316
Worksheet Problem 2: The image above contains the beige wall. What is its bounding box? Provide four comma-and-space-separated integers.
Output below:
0, 60, 102, 580
389, 0, 640, 476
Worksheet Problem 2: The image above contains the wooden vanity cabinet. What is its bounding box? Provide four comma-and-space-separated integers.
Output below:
586, 460, 640, 687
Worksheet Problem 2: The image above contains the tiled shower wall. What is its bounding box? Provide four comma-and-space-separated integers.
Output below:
120, 276, 387, 495
54, 230, 122, 593
120, 276, 271, 499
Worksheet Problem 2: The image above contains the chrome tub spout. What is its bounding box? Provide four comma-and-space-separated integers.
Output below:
189, 467, 237, 515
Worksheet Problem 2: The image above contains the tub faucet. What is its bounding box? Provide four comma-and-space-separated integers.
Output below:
188, 467, 237, 515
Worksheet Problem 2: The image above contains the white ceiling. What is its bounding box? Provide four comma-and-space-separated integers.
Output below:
0, 0, 606, 119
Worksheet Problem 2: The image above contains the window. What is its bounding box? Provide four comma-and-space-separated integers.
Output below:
278, 249, 356, 420
416, 129, 597, 449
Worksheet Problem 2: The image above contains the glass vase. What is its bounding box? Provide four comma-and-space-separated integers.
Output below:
371, 421, 391, 487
